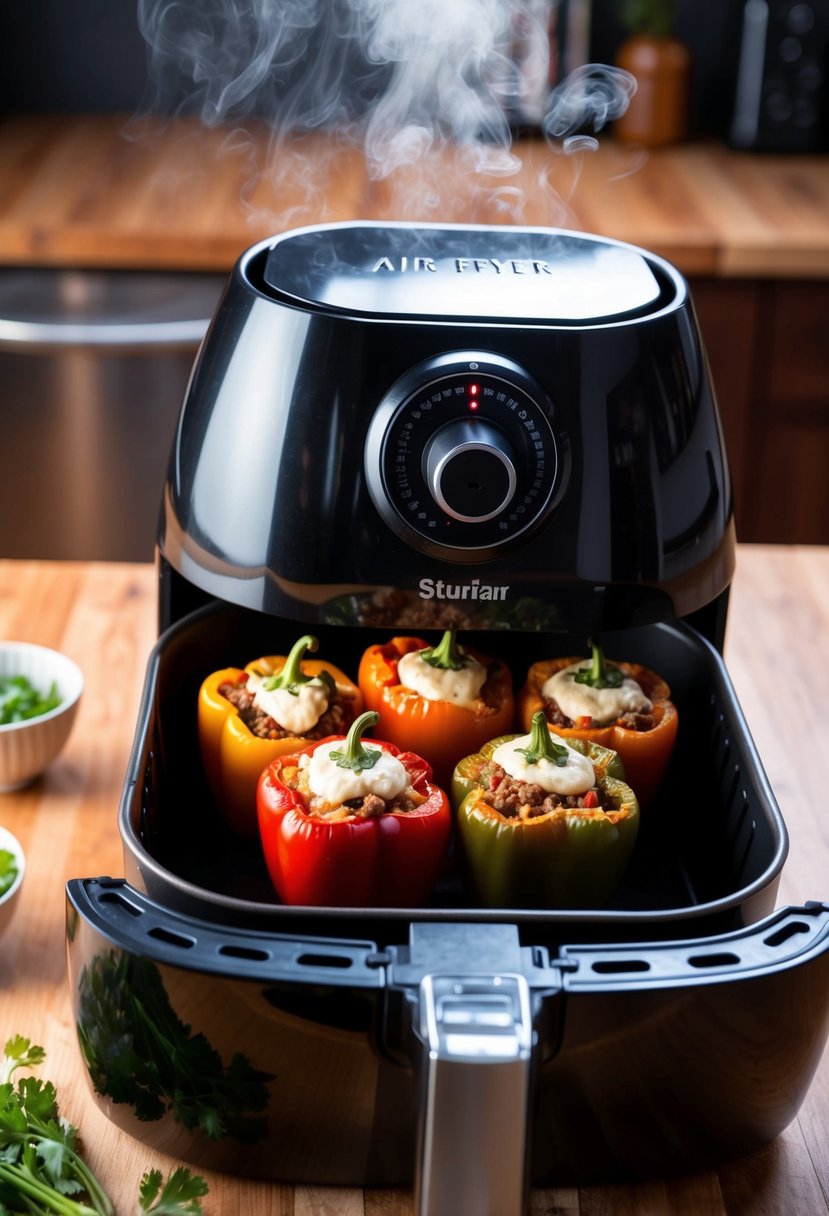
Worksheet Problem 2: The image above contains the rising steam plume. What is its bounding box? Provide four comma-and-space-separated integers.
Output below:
134, 0, 636, 224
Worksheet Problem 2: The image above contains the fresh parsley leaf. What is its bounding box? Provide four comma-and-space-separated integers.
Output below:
1, 1037, 44, 1084
329, 744, 381, 772
139, 1167, 208, 1214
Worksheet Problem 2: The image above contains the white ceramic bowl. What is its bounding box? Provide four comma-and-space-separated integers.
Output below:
0, 825, 25, 935
0, 642, 84, 791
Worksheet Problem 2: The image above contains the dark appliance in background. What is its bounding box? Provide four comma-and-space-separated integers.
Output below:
65, 223, 829, 1216
590, 0, 828, 150
729, 0, 829, 151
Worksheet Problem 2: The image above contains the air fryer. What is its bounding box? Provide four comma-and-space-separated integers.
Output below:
65, 222, 829, 1216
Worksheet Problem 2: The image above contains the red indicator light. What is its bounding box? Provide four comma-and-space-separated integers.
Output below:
469, 400, 479, 411
469, 383, 479, 395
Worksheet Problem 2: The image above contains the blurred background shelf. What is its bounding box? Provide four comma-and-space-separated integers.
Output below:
1, 115, 827, 554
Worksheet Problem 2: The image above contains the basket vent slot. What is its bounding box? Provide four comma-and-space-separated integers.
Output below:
99, 890, 143, 918
687, 951, 741, 969
590, 958, 650, 975
147, 925, 196, 949
295, 952, 354, 970
218, 944, 271, 962
764, 921, 810, 949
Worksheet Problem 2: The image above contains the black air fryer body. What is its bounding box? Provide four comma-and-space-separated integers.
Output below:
66, 224, 829, 1216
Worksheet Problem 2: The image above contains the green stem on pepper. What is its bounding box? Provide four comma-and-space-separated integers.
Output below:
573, 640, 623, 689
329, 711, 382, 772
515, 711, 571, 768
418, 629, 466, 671
262, 635, 334, 697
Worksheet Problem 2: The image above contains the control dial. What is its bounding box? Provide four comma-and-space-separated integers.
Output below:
424, 418, 517, 523
365, 353, 560, 560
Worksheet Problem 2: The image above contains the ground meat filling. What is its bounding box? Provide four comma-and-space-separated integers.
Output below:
541, 695, 658, 733
335, 790, 423, 820
276, 763, 427, 822
485, 768, 609, 820
219, 678, 355, 740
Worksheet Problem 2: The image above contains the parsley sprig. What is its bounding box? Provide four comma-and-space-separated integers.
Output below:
0, 1035, 208, 1214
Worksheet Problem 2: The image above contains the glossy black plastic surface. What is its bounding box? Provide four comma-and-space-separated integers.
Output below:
66, 878, 829, 1186
159, 223, 734, 632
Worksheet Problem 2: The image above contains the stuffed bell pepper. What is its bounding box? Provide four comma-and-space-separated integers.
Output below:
198, 634, 363, 839
452, 712, 639, 909
256, 711, 451, 907
518, 640, 678, 807
357, 629, 514, 786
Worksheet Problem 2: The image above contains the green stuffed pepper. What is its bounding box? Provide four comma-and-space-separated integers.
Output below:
451, 711, 639, 909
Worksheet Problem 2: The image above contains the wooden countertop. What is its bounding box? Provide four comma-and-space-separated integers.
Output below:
0, 548, 828, 1214
0, 113, 828, 276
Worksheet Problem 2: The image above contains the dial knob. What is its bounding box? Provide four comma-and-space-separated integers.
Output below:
423, 419, 517, 523
364, 352, 561, 561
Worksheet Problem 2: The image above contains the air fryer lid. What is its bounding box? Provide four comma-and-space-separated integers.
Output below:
261, 222, 666, 323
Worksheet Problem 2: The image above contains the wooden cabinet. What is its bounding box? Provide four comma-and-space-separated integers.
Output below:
692, 278, 829, 544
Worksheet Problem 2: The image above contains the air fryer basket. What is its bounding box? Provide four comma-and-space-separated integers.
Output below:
117, 600, 786, 937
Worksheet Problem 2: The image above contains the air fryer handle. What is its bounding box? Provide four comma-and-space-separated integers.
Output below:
414, 973, 533, 1216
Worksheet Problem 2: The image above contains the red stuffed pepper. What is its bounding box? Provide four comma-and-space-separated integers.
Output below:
256, 711, 451, 908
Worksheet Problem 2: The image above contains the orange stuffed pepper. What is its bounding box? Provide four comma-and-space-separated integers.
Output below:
518, 640, 677, 808
199, 634, 362, 839
358, 629, 514, 788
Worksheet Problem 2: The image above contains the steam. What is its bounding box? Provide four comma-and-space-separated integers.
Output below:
134, 0, 637, 225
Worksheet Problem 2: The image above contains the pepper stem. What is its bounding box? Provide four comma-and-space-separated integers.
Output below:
264, 635, 320, 693
419, 629, 466, 671
515, 711, 571, 768
573, 639, 623, 689
330, 711, 382, 772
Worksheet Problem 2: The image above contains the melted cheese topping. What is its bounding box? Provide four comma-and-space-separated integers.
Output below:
397, 651, 487, 709
491, 731, 595, 796
248, 674, 330, 734
302, 743, 409, 804
541, 663, 652, 727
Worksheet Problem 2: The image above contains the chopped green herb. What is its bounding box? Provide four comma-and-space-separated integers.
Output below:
0, 675, 62, 725
0, 850, 18, 898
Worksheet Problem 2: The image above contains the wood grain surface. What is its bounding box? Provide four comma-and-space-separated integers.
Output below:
0, 114, 828, 276
0, 548, 827, 1214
